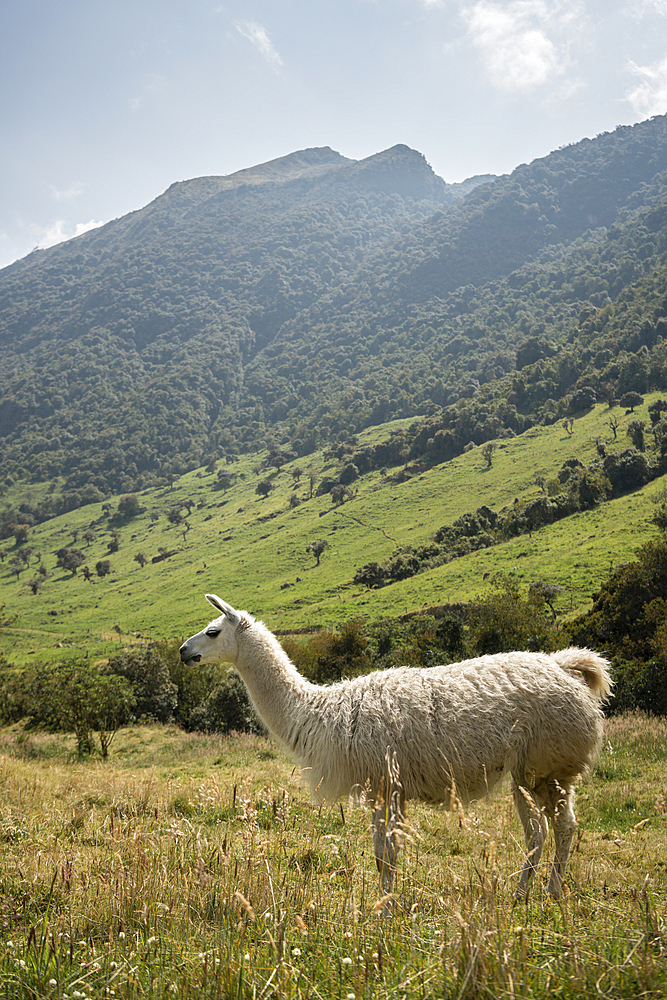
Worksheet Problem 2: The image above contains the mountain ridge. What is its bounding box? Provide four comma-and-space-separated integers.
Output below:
1, 119, 667, 503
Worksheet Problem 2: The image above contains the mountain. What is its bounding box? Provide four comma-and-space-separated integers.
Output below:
1, 118, 667, 507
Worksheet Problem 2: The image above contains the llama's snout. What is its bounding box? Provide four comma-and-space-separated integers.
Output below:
179, 642, 201, 664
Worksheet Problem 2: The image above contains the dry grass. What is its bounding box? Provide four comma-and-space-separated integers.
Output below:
0, 717, 665, 998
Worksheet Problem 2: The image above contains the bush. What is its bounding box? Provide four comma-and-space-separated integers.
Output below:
105, 647, 178, 722
283, 620, 371, 684
186, 669, 261, 734
609, 657, 667, 715
21, 659, 135, 757
467, 575, 563, 655
568, 536, 667, 662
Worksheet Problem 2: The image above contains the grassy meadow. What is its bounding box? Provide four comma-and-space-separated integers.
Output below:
1, 394, 667, 666
0, 714, 666, 999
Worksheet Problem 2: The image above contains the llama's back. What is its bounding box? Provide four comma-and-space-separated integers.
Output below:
298, 649, 609, 804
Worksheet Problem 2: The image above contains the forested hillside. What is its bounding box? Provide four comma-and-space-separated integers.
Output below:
1, 117, 667, 507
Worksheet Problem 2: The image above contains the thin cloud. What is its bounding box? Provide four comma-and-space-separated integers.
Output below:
235, 20, 284, 70
50, 183, 84, 202
462, 0, 578, 94
626, 56, 667, 117
36, 219, 104, 251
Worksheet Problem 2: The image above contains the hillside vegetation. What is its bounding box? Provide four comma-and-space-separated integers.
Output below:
1, 118, 667, 503
0, 394, 664, 666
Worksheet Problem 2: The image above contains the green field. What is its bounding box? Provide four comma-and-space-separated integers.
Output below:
0, 396, 664, 665
0, 713, 665, 998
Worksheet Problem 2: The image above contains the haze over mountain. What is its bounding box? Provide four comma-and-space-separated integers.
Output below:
1, 116, 667, 506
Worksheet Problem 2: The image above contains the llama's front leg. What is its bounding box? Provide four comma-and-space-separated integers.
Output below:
547, 783, 577, 899
372, 751, 404, 909
512, 780, 548, 901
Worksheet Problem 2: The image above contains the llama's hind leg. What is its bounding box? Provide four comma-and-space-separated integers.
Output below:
372, 751, 404, 903
545, 781, 577, 899
512, 778, 548, 901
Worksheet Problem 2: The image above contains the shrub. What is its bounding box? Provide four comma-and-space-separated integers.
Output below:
21, 659, 135, 757
283, 620, 371, 684
568, 536, 667, 662
467, 575, 563, 655
609, 657, 667, 715
186, 668, 261, 734
105, 647, 178, 722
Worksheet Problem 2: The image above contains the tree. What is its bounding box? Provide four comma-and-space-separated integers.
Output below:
13, 525, 30, 546
339, 462, 359, 485
107, 532, 120, 553
282, 620, 371, 684
330, 484, 352, 505
255, 479, 274, 498
481, 442, 497, 468
306, 539, 329, 566
134, 551, 148, 568
216, 470, 234, 491
96, 559, 112, 577
117, 494, 145, 518
56, 547, 85, 575
626, 419, 646, 451
620, 391, 644, 412
353, 561, 386, 588
529, 580, 565, 623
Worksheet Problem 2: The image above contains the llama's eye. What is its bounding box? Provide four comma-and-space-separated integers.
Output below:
206, 629, 220, 638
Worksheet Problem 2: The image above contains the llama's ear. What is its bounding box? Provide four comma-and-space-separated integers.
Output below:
205, 593, 240, 625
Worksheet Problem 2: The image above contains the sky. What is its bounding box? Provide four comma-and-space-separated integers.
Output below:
2, 0, 667, 270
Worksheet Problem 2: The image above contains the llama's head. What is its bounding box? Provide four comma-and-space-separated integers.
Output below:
179, 594, 252, 666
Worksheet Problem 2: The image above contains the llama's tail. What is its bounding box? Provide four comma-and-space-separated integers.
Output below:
552, 647, 614, 701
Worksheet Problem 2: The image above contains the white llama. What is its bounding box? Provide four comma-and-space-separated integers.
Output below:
180, 594, 612, 902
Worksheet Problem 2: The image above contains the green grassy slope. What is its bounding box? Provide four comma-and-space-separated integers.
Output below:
0, 397, 663, 665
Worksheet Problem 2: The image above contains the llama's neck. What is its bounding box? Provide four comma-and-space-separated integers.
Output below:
234, 622, 317, 749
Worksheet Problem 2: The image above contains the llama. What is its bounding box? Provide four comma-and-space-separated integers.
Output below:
180, 594, 612, 903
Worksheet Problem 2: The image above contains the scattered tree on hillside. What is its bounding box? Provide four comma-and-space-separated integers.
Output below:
134, 551, 148, 568
12, 525, 29, 546
96, 559, 112, 578
330, 484, 353, 505
256, 479, 274, 498
107, 532, 120, 553
307, 539, 329, 566
626, 419, 646, 451
607, 415, 619, 439
216, 471, 234, 491
481, 442, 497, 468
117, 494, 145, 518
620, 391, 644, 412
55, 547, 85, 576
